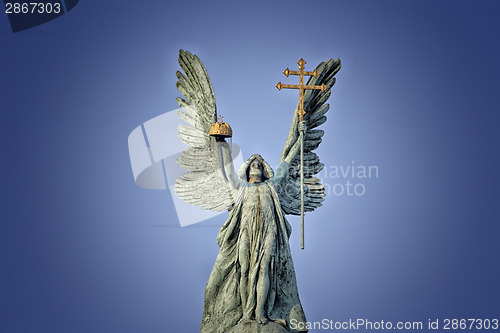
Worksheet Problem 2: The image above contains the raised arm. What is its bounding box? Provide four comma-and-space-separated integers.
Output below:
273, 122, 306, 184
219, 141, 244, 189
284, 122, 306, 163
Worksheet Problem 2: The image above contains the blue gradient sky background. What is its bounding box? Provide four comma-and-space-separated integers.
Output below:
1, 1, 499, 332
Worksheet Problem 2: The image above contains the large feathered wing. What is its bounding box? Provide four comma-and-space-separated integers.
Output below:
278, 58, 341, 215
174, 50, 236, 211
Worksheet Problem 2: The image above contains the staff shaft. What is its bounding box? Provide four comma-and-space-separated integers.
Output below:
300, 130, 305, 249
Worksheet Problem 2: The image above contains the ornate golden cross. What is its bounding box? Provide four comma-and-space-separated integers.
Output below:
276, 58, 327, 121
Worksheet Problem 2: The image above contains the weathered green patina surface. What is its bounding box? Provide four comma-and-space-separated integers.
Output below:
174, 50, 340, 333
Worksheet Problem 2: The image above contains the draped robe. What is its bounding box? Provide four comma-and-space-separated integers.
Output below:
200, 161, 307, 333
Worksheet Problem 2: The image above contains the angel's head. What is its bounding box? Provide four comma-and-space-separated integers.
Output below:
249, 160, 263, 180
238, 154, 274, 183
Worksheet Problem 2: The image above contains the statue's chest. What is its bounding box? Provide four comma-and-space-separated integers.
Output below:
241, 185, 277, 231
243, 185, 274, 209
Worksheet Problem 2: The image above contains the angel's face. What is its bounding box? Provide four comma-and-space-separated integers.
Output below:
249, 160, 263, 179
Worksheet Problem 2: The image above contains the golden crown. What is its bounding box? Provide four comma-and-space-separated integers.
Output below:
209, 115, 232, 139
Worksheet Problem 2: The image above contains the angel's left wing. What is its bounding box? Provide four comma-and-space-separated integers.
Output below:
278, 58, 341, 215
174, 50, 237, 211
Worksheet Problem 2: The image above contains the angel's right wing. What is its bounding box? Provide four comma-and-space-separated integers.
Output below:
278, 58, 341, 215
174, 50, 236, 211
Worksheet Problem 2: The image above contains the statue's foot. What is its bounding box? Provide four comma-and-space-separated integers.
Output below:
256, 314, 269, 324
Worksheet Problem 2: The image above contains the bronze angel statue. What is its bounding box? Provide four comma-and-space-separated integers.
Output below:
174, 50, 340, 333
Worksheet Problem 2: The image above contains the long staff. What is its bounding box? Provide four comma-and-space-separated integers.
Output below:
276, 58, 326, 249
299, 125, 305, 249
